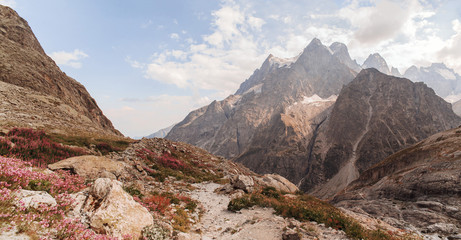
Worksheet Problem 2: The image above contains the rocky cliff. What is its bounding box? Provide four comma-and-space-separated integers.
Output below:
333, 125, 461, 238
0, 5, 120, 136
306, 69, 461, 198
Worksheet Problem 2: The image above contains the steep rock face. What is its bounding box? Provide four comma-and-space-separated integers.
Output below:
305, 69, 461, 198
167, 38, 356, 185
0, 6, 120, 136
362, 53, 390, 75
334, 126, 461, 238
404, 63, 461, 99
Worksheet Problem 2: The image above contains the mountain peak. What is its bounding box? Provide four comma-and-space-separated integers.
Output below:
362, 53, 390, 75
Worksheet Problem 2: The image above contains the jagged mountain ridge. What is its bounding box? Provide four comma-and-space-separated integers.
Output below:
0, 5, 120, 136
305, 69, 461, 198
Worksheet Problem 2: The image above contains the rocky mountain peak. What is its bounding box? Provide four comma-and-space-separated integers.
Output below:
362, 53, 390, 75
390, 66, 402, 77
0, 5, 121, 136
329, 42, 361, 73
0, 6, 44, 54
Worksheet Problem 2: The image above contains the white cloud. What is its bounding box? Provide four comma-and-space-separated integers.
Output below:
438, 19, 461, 73
0, 0, 16, 8
170, 33, 180, 40
137, 0, 268, 94
49, 49, 88, 69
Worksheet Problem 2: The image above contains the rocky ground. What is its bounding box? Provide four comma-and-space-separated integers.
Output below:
0, 136, 417, 240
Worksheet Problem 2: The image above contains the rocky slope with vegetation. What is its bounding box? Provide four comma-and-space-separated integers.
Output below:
333, 125, 461, 239
0, 128, 421, 239
0, 5, 120, 137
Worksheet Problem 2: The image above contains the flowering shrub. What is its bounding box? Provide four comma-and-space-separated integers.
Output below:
0, 128, 87, 167
0, 156, 121, 239
0, 157, 85, 195
141, 195, 171, 215
157, 152, 188, 170
228, 189, 408, 240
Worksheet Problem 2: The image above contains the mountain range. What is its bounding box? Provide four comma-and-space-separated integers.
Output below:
166, 38, 461, 198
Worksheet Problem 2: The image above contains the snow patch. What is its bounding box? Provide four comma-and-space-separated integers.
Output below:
288, 94, 337, 110
436, 68, 456, 80
269, 55, 299, 68
242, 83, 263, 95
301, 94, 337, 106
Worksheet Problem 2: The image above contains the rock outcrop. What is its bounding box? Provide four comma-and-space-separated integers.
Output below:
48, 155, 126, 181
256, 174, 299, 193
305, 69, 461, 198
333, 126, 461, 238
0, 5, 120, 136
73, 178, 153, 239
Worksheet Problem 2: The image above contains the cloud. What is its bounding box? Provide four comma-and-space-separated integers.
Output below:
170, 33, 180, 40
0, 0, 16, 8
49, 49, 88, 69
339, 0, 417, 46
438, 19, 461, 72
137, 0, 268, 93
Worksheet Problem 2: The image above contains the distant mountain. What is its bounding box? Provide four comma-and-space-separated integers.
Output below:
403, 63, 461, 99
306, 68, 461, 198
362, 53, 390, 75
146, 124, 175, 138
390, 67, 402, 77
334, 125, 461, 237
0, 5, 121, 136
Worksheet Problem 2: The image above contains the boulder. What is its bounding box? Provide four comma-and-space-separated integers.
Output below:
230, 175, 254, 193
77, 178, 153, 239
16, 190, 56, 209
48, 155, 125, 180
257, 174, 299, 193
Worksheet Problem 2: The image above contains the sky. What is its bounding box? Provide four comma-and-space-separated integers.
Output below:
2, 0, 461, 137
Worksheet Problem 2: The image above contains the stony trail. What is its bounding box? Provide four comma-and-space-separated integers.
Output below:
187, 182, 350, 240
